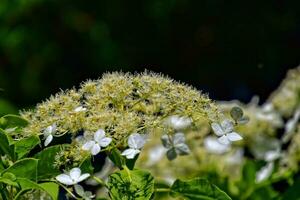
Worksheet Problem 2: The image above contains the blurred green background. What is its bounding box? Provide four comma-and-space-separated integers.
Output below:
0, 0, 299, 114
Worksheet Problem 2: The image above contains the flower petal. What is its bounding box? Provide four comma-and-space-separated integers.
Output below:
255, 162, 274, 183
91, 144, 101, 155
264, 150, 281, 162
211, 123, 224, 136
173, 132, 185, 145
77, 173, 90, 183
227, 132, 243, 141
167, 115, 191, 130
161, 134, 172, 148
94, 129, 105, 142
99, 137, 112, 147
44, 134, 53, 146
70, 168, 81, 181
74, 106, 87, 112
128, 133, 145, 149
175, 143, 190, 155
56, 174, 74, 185
218, 135, 230, 145
82, 141, 95, 151
221, 119, 234, 133
121, 148, 140, 159
204, 136, 230, 154
166, 148, 177, 161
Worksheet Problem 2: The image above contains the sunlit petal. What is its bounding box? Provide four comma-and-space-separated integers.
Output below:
211, 123, 224, 136
56, 174, 74, 185
44, 134, 53, 146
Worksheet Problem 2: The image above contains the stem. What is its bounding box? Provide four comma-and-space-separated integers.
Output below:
155, 188, 170, 193
92, 176, 107, 187
56, 182, 77, 199
0, 185, 8, 200
122, 165, 132, 182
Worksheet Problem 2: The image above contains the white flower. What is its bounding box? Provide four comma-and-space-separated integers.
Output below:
264, 149, 281, 162
82, 129, 112, 155
226, 148, 244, 165
256, 103, 283, 128
56, 168, 90, 186
282, 108, 300, 143
166, 115, 192, 130
146, 146, 166, 166
121, 133, 146, 159
203, 136, 230, 154
255, 162, 274, 183
161, 133, 191, 160
43, 124, 56, 146
74, 106, 87, 112
211, 119, 243, 145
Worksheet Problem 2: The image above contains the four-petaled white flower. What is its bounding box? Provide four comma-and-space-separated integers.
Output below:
121, 133, 146, 159
203, 136, 230, 154
161, 133, 191, 160
43, 124, 57, 146
82, 129, 112, 155
255, 162, 274, 183
56, 168, 90, 186
211, 119, 243, 145
166, 115, 192, 130
74, 106, 87, 112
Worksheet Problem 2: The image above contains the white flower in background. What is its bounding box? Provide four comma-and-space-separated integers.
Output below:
211, 119, 243, 145
256, 103, 283, 128
121, 133, 146, 159
74, 106, 87, 112
56, 168, 90, 186
43, 124, 57, 146
146, 145, 166, 166
264, 149, 281, 162
166, 115, 192, 130
255, 162, 274, 183
161, 133, 191, 160
203, 136, 230, 154
226, 148, 244, 165
282, 108, 300, 143
82, 129, 112, 155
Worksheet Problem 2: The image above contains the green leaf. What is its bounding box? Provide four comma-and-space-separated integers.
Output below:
14, 135, 40, 159
0, 172, 17, 187
14, 178, 58, 200
170, 178, 232, 200
0, 114, 28, 129
79, 156, 94, 174
0, 128, 14, 159
108, 168, 155, 200
281, 177, 300, 200
39, 182, 59, 200
0, 177, 18, 187
108, 147, 126, 168
34, 145, 67, 180
2, 158, 38, 181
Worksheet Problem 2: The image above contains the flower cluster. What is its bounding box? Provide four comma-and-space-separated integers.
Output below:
22, 72, 219, 142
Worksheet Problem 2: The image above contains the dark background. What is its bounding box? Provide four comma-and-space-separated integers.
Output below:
0, 0, 299, 114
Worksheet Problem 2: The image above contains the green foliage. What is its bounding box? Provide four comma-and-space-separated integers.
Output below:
108, 168, 155, 200
170, 178, 232, 200
13, 135, 40, 159
34, 145, 67, 180
2, 158, 38, 180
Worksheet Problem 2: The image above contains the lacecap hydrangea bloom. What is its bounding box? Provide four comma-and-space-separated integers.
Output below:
21, 72, 220, 164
